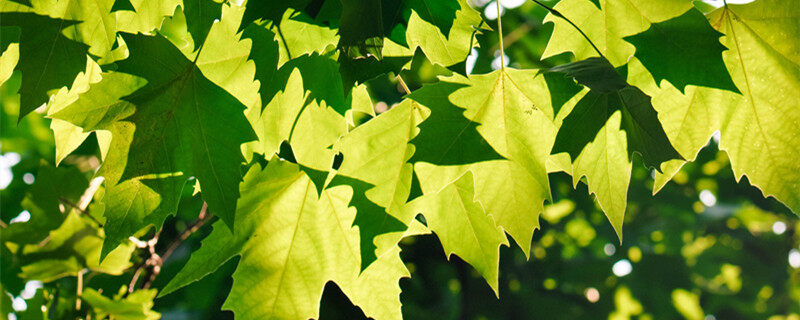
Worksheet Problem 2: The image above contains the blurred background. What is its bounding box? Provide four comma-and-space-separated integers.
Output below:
2, 0, 798, 319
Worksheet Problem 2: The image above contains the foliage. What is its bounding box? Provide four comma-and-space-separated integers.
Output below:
0, 0, 798, 319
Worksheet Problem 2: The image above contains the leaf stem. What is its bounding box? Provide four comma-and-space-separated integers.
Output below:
496, 0, 505, 68
529, 0, 607, 60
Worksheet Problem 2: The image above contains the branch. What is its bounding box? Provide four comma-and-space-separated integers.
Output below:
160, 203, 211, 263
128, 202, 212, 293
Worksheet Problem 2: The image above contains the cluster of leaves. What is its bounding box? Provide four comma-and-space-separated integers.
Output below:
0, 0, 798, 318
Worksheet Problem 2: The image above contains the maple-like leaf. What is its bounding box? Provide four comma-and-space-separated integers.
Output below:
161, 159, 417, 320
53, 33, 256, 257
411, 171, 508, 294
0, 12, 88, 121
570, 109, 631, 239
405, 0, 485, 67
182, 0, 222, 48
82, 288, 160, 320
550, 57, 682, 170
408, 68, 556, 255
17, 211, 136, 282
338, 0, 385, 58
45, 58, 110, 166
2, 0, 123, 63
238, 0, 313, 31
649, 0, 800, 214
114, 0, 181, 35
270, 10, 339, 65
623, 8, 739, 93
542, 0, 693, 66
625, 59, 735, 193
0, 165, 87, 246
332, 99, 427, 267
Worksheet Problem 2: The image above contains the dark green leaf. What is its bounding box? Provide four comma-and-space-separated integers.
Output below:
548, 57, 627, 93
110, 0, 134, 12
183, 0, 222, 48
238, 0, 313, 31
553, 84, 683, 169
408, 81, 504, 165
1, 165, 88, 246
624, 8, 739, 93
0, 13, 89, 121
54, 33, 256, 258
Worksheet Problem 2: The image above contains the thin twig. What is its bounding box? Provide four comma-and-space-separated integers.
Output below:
127, 233, 160, 294
76, 269, 84, 311
128, 203, 212, 293
529, 0, 607, 60
160, 203, 211, 264
128, 267, 144, 294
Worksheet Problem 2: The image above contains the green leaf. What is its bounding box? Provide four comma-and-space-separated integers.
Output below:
337, 38, 413, 91
45, 58, 110, 166
2, 0, 122, 63
274, 53, 349, 115
240, 23, 280, 108
338, 0, 384, 58
193, 3, 263, 111
238, 0, 312, 30
1, 165, 88, 246
623, 8, 739, 93
82, 288, 160, 320
625, 59, 734, 193
0, 23, 19, 54
252, 68, 307, 158
414, 159, 551, 258
570, 109, 631, 240
710, 0, 800, 213
551, 58, 683, 169
271, 10, 338, 65
408, 69, 556, 254
332, 99, 427, 266
643, 0, 800, 214
407, 81, 504, 166
54, 33, 256, 258
404, 0, 459, 35
18, 212, 135, 282
548, 57, 627, 93
542, 0, 693, 66
111, 0, 134, 12
287, 100, 349, 170
182, 0, 222, 48
325, 174, 408, 270
650, 0, 800, 213
115, 0, 181, 34
405, 0, 484, 67
413, 171, 508, 294
0, 12, 88, 120
335, 100, 425, 211
162, 160, 412, 320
